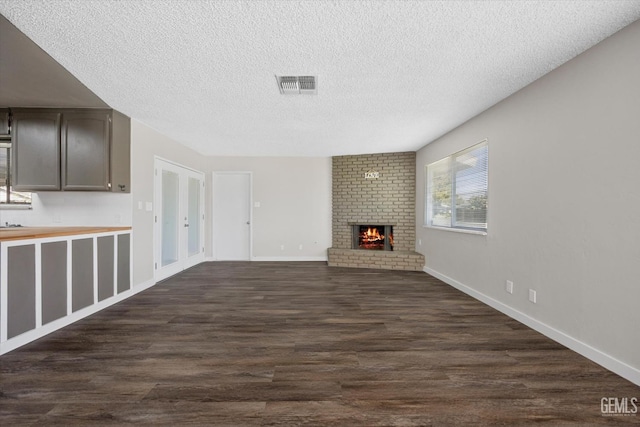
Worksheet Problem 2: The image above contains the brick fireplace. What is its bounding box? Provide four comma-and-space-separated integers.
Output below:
328, 152, 425, 271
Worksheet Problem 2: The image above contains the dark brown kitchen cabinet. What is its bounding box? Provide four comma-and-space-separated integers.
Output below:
62, 111, 110, 190
10, 108, 130, 192
11, 110, 62, 191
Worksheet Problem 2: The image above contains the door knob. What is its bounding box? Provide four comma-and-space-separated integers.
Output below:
184, 224, 190, 227
246, 221, 250, 225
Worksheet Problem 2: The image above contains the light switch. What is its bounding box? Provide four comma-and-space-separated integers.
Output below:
254, 201, 261, 208
145, 202, 153, 212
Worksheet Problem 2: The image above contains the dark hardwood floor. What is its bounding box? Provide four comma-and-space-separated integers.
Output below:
1, 262, 638, 425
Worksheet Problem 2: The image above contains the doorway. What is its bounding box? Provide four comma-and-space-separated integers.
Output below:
154, 158, 205, 281
212, 172, 251, 260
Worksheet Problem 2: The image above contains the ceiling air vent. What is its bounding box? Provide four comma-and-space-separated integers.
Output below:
276, 75, 317, 95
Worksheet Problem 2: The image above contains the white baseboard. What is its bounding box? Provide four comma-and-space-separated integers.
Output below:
251, 256, 328, 262
423, 266, 640, 387
0, 278, 156, 356
132, 278, 156, 292
205, 256, 328, 262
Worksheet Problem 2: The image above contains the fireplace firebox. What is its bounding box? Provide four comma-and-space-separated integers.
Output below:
352, 225, 393, 251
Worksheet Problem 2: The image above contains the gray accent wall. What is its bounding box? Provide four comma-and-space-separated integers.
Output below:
415, 20, 640, 376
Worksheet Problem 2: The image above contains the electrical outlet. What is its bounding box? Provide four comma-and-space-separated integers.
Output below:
418, 239, 422, 246
529, 289, 537, 303
280, 245, 285, 251
299, 244, 303, 250
505, 280, 514, 294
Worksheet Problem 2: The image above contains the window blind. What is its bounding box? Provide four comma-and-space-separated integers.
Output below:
426, 140, 488, 232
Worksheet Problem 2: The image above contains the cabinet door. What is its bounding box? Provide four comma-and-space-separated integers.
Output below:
62, 111, 110, 191
11, 111, 62, 191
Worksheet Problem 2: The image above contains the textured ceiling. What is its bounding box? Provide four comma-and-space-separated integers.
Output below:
1, 1, 639, 157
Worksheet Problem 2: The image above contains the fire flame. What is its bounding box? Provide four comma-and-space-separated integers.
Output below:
362, 227, 384, 242
358, 226, 393, 250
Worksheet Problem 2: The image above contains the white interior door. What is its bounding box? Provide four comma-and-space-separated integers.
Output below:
155, 159, 205, 281
213, 172, 251, 260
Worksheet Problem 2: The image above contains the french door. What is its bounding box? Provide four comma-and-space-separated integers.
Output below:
154, 158, 205, 281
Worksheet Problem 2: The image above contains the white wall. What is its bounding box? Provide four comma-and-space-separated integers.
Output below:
416, 21, 640, 384
0, 191, 131, 226
130, 119, 209, 287
209, 156, 332, 261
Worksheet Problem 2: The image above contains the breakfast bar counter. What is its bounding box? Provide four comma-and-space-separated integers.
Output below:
1, 226, 132, 355
0, 226, 131, 242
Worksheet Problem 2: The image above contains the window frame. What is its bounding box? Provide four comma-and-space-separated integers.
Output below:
0, 140, 32, 209
424, 139, 488, 235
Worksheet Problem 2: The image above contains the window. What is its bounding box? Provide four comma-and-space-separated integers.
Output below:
426, 140, 488, 232
0, 140, 32, 207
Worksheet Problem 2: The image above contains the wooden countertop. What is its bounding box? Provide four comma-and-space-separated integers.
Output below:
0, 226, 132, 242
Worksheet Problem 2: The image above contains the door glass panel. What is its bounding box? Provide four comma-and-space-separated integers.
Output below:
161, 170, 179, 267
188, 177, 200, 257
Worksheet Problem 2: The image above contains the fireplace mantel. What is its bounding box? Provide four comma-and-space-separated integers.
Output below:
347, 222, 396, 226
